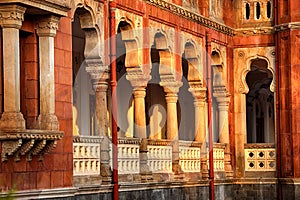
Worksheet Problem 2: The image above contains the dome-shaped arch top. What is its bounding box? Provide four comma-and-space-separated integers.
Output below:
234, 47, 275, 94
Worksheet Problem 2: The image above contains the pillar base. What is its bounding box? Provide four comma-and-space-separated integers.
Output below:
100, 163, 112, 184
37, 114, 59, 130
141, 172, 153, 182
224, 145, 233, 178
201, 156, 209, 180
0, 112, 25, 129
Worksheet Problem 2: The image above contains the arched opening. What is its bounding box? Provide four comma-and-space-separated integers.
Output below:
178, 42, 196, 141
246, 59, 275, 143
256, 2, 261, 19
212, 51, 223, 143
72, 9, 96, 136
116, 21, 134, 138
145, 33, 168, 139
245, 3, 250, 20
267, 1, 271, 19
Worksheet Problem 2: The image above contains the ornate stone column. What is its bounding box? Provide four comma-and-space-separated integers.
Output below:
36, 15, 60, 130
214, 85, 233, 178
127, 74, 152, 181
86, 61, 112, 183
0, 5, 26, 129
161, 83, 183, 178
189, 84, 208, 179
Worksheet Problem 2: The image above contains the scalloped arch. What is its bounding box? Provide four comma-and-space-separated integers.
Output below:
239, 55, 275, 94
69, 0, 98, 27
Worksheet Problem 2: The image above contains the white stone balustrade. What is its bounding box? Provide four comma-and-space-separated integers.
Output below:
244, 143, 276, 171
207, 143, 225, 171
179, 141, 201, 172
147, 139, 172, 173
73, 136, 102, 176
109, 138, 141, 174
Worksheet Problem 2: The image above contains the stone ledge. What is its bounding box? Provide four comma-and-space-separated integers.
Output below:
0, 0, 70, 16
0, 129, 63, 162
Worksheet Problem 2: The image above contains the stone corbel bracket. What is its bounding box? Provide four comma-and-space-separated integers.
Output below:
0, 129, 63, 162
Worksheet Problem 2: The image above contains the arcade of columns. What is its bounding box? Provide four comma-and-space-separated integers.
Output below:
0, 0, 276, 182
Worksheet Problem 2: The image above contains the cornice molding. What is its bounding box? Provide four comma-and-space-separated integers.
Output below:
234, 27, 274, 36
145, 0, 234, 36
0, 0, 70, 16
275, 22, 300, 32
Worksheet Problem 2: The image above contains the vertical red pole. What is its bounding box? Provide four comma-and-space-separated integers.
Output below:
206, 30, 214, 200
274, 1, 282, 199
109, 1, 118, 200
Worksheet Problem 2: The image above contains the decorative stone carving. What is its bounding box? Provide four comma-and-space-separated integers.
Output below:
0, 130, 63, 162
0, 5, 26, 28
146, 0, 234, 36
35, 15, 59, 37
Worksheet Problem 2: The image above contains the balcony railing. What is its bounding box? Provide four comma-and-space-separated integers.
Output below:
110, 138, 141, 174
179, 141, 201, 172
73, 136, 102, 176
147, 139, 172, 173
244, 143, 276, 171
207, 143, 225, 172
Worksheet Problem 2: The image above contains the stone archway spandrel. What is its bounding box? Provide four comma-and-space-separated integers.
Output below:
234, 46, 275, 94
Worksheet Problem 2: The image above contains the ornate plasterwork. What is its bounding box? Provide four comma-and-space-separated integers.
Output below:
234, 47, 275, 94
0, 130, 63, 162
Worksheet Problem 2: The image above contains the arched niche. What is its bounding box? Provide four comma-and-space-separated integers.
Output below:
237, 49, 275, 94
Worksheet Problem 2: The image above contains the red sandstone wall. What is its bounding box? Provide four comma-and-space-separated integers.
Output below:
0, 14, 73, 192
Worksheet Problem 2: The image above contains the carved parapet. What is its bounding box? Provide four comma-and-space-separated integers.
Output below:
0, 129, 63, 162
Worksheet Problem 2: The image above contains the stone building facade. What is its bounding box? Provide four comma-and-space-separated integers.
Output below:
0, 0, 299, 199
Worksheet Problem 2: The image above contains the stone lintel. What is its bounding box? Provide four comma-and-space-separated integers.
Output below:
0, 5, 26, 29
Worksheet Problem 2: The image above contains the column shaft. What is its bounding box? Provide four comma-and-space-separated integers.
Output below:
36, 16, 60, 130
0, 5, 26, 129
133, 88, 147, 139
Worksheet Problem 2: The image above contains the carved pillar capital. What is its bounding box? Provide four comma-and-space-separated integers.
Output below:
0, 5, 26, 29
35, 15, 60, 37
126, 68, 150, 88
85, 60, 110, 91
189, 83, 207, 102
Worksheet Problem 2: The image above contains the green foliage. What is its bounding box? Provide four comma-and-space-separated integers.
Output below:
0, 187, 16, 200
